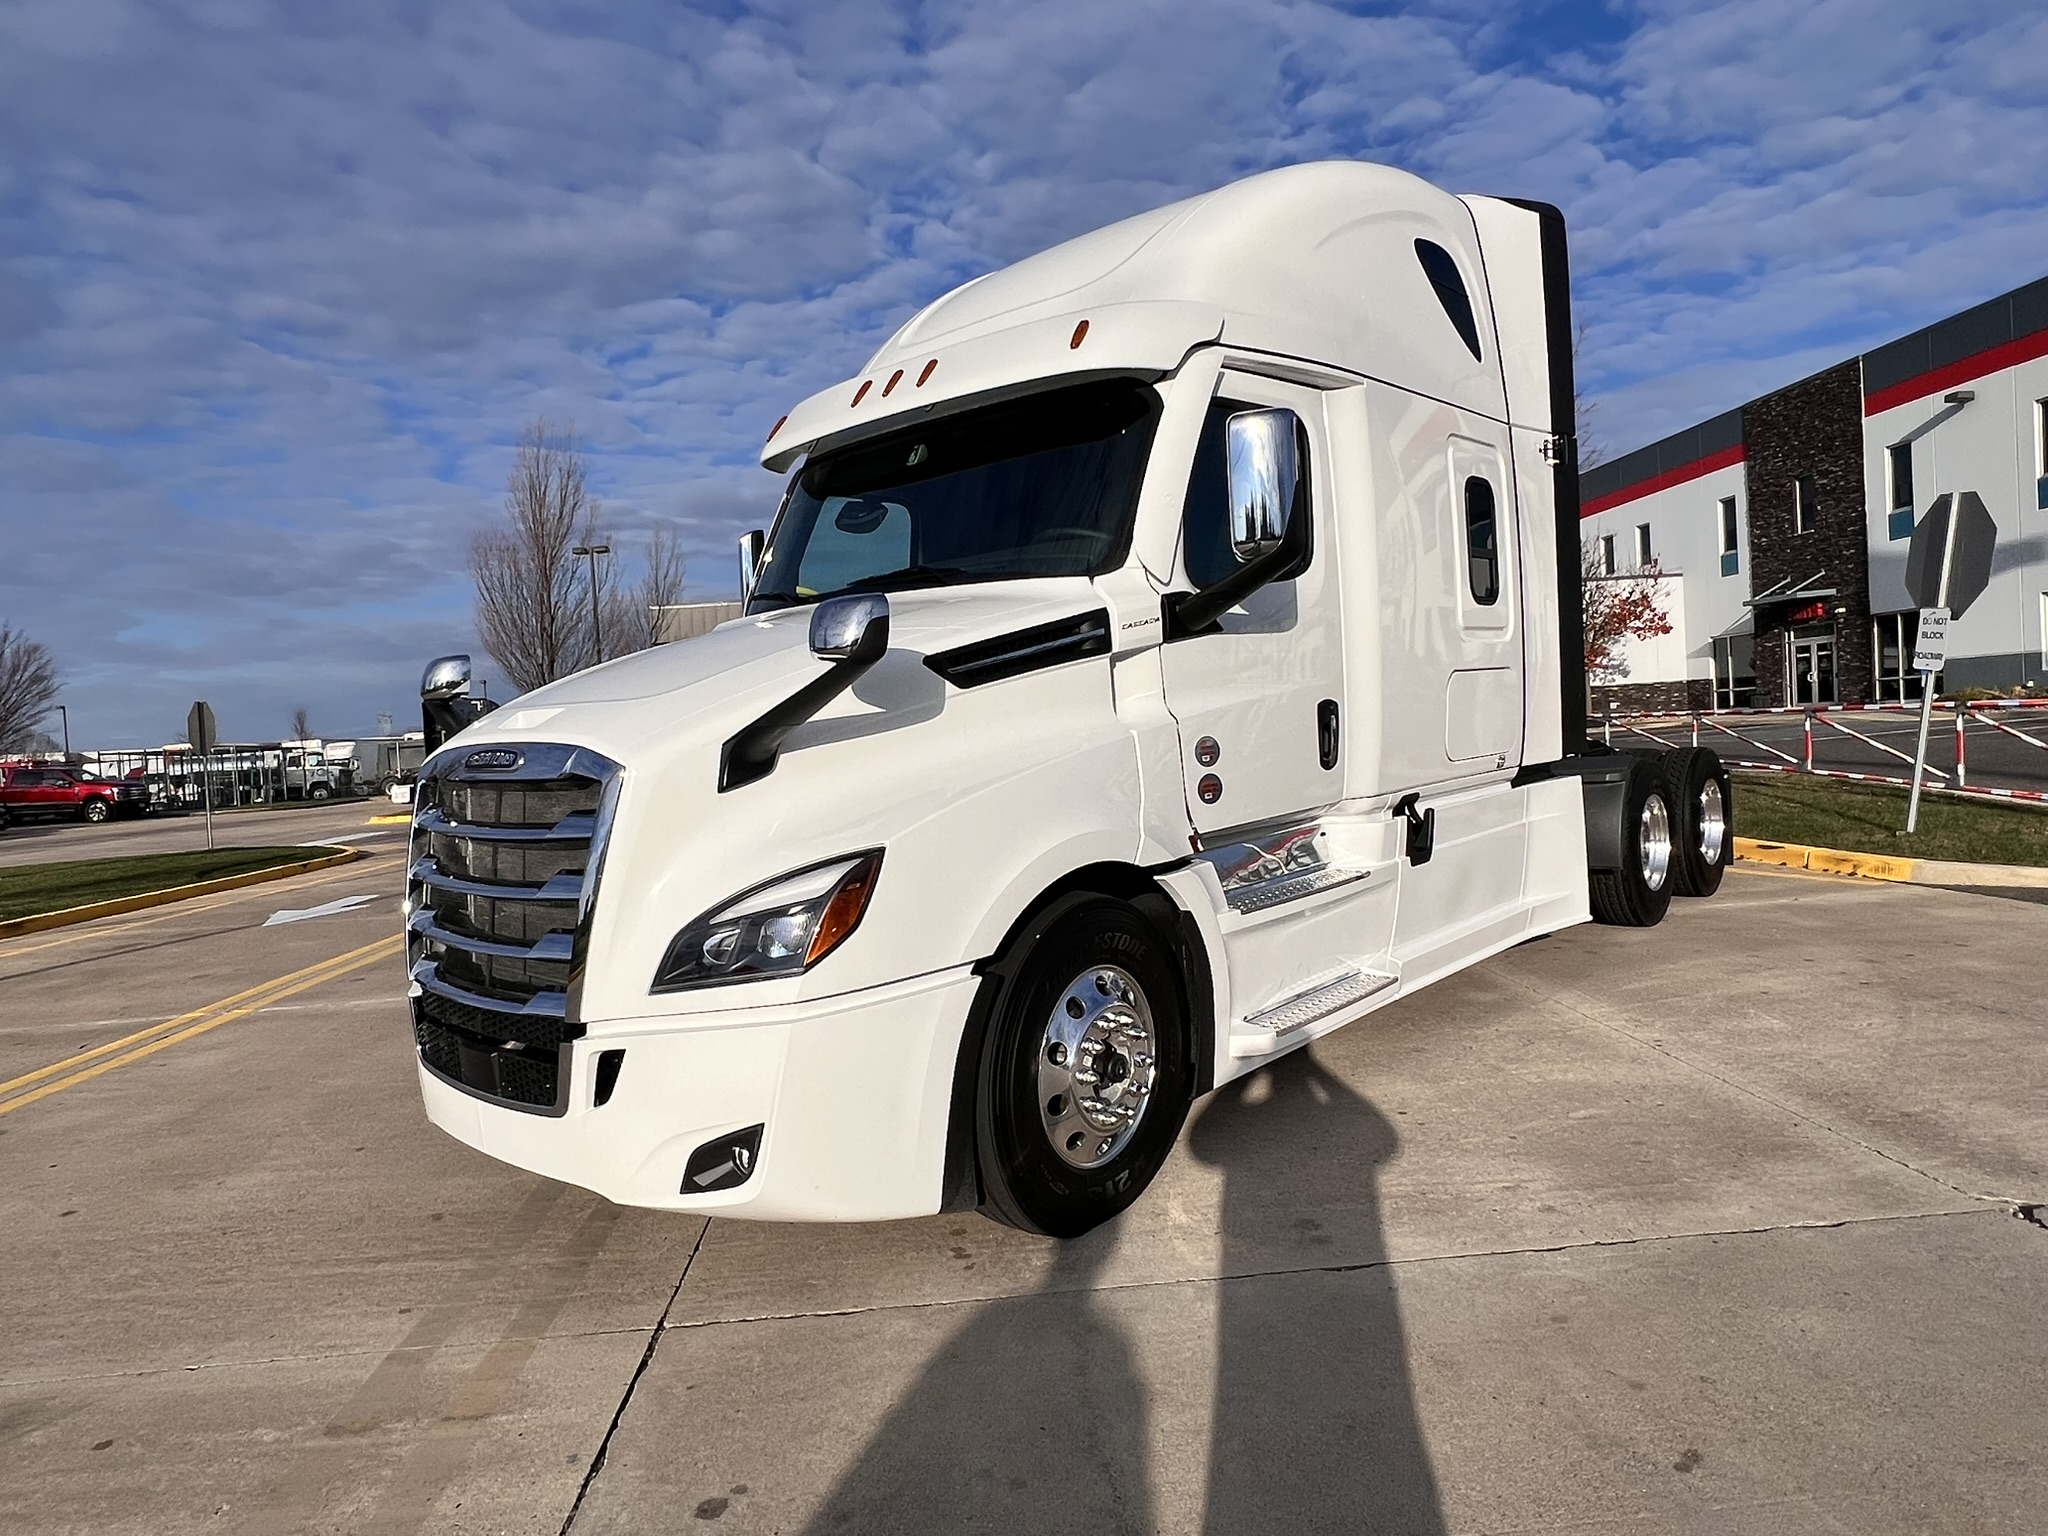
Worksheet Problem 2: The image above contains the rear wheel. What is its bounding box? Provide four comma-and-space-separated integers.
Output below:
976, 895, 1194, 1238
1589, 758, 1675, 927
82, 798, 112, 824
1660, 747, 1733, 897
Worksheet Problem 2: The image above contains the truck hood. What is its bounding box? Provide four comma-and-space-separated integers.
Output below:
449, 577, 1111, 765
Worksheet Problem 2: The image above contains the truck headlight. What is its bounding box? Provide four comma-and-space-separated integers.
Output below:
652, 851, 883, 992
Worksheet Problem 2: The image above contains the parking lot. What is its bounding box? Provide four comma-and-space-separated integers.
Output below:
2, 824, 2043, 1533
0, 798, 404, 870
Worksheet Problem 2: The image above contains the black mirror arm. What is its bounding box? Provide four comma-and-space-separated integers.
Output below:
1162, 522, 1307, 640
718, 625, 888, 792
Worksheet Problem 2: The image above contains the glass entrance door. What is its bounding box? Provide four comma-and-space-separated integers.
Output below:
1788, 629, 1837, 705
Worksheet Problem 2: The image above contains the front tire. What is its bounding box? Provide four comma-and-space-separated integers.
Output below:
1589, 758, 1675, 927
975, 896, 1194, 1238
82, 798, 111, 824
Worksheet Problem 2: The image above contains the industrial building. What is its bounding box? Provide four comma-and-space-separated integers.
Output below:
1580, 273, 2048, 711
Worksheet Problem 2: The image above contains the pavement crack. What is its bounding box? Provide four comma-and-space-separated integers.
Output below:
559, 1218, 710, 1534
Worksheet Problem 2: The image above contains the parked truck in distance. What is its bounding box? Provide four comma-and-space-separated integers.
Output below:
402, 161, 1735, 1237
0, 762, 151, 823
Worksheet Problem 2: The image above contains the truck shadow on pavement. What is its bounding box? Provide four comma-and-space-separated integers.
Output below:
802, 1049, 1445, 1533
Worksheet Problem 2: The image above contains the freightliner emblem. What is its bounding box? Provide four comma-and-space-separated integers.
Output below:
464, 749, 523, 772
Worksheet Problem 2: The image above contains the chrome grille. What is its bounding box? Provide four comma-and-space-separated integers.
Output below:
406, 742, 622, 1117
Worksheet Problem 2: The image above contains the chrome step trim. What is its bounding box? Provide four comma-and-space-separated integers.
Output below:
411, 959, 569, 1020
1224, 866, 1368, 914
415, 806, 597, 843
408, 909, 574, 963
1245, 968, 1397, 1037
409, 857, 583, 904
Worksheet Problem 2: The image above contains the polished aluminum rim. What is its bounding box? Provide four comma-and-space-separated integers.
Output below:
1697, 779, 1727, 865
1038, 965, 1156, 1170
1640, 793, 1673, 892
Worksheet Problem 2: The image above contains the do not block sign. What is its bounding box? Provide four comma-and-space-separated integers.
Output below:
1912, 607, 1949, 673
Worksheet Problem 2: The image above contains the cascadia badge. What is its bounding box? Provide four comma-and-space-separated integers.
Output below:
464, 748, 523, 772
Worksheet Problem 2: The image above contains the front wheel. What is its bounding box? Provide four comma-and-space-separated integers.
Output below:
82, 798, 112, 823
976, 896, 1194, 1238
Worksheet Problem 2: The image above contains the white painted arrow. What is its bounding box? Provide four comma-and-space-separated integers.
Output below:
263, 893, 382, 927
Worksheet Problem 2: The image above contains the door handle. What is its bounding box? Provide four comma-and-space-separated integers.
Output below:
1317, 699, 1340, 771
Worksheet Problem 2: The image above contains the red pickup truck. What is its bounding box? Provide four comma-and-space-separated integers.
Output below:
0, 764, 151, 823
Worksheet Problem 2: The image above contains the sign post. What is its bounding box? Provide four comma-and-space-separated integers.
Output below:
1900, 492, 1996, 834
187, 701, 218, 851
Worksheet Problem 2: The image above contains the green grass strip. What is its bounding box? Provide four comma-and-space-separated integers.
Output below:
0, 846, 341, 921
1736, 773, 2048, 868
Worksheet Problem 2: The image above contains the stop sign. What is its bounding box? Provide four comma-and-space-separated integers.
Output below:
1903, 490, 1997, 617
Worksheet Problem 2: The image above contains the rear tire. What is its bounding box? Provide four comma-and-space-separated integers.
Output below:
1589, 758, 1675, 927
1660, 747, 1733, 897
975, 895, 1194, 1238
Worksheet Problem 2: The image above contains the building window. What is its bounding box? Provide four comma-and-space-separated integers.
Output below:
1887, 443, 1915, 540
1873, 611, 1936, 702
1719, 496, 1739, 577
1599, 534, 1616, 575
1794, 475, 1817, 534
1712, 634, 1755, 709
2037, 399, 2048, 510
1634, 523, 1653, 568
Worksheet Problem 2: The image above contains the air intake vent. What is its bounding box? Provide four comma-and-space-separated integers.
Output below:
923, 610, 1111, 688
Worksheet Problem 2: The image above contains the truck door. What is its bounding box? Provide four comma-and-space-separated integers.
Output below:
1158, 372, 1347, 837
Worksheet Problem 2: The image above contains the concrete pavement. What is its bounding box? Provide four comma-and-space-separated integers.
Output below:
1, 859, 2042, 1533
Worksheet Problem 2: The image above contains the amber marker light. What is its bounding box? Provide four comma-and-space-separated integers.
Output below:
917, 358, 937, 385
1069, 319, 1089, 348
766, 414, 788, 443
806, 852, 883, 966
852, 380, 872, 406
883, 368, 905, 396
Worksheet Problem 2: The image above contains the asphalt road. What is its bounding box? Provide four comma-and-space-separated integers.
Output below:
2, 859, 2043, 1533
0, 799, 406, 869
1608, 709, 2048, 796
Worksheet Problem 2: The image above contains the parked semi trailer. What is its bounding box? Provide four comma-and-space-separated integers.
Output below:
402, 162, 1734, 1237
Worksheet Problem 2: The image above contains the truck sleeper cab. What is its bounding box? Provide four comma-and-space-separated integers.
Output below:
405, 161, 1733, 1237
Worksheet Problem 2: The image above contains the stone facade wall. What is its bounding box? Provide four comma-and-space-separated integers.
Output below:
1740, 360, 1872, 705
1592, 679, 1716, 716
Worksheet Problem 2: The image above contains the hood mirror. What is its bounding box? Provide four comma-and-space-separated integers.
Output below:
809, 592, 890, 663
738, 529, 765, 599
1226, 408, 1300, 562
420, 654, 471, 701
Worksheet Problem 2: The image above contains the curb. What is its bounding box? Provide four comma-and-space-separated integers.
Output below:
1733, 836, 2048, 888
366, 813, 413, 826
0, 847, 367, 939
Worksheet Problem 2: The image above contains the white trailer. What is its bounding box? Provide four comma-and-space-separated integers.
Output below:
403, 162, 1734, 1236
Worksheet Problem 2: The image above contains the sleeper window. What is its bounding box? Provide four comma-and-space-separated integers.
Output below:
1464, 477, 1499, 604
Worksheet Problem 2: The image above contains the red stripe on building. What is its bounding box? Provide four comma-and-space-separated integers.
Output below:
1863, 326, 2048, 416
1580, 443, 1746, 518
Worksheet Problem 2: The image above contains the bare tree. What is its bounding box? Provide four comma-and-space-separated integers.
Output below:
637, 525, 688, 648
0, 622, 59, 752
471, 421, 611, 693
290, 706, 312, 742
1573, 322, 1608, 471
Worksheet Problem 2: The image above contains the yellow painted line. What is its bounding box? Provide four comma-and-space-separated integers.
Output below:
0, 847, 366, 940
0, 934, 403, 1118
367, 813, 414, 825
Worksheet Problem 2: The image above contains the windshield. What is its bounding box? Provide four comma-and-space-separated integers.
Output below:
748, 377, 1161, 611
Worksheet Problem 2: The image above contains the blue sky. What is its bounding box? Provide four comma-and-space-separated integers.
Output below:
4, 0, 2045, 747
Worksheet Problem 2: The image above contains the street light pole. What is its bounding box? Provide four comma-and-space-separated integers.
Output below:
573, 543, 611, 665
56, 704, 69, 758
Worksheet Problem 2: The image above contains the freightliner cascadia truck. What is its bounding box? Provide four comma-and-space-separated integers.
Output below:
405, 161, 1734, 1238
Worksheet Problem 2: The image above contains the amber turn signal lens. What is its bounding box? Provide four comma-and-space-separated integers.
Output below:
1069, 319, 1089, 349
806, 852, 883, 966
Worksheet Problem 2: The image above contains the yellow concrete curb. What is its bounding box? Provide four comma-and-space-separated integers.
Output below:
366, 813, 413, 825
0, 847, 367, 939
1733, 836, 2048, 887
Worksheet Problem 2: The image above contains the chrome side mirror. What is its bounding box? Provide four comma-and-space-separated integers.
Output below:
420, 654, 471, 700
738, 529, 765, 599
1226, 408, 1300, 562
809, 592, 890, 664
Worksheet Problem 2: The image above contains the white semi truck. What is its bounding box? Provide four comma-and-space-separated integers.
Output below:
405, 162, 1733, 1237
